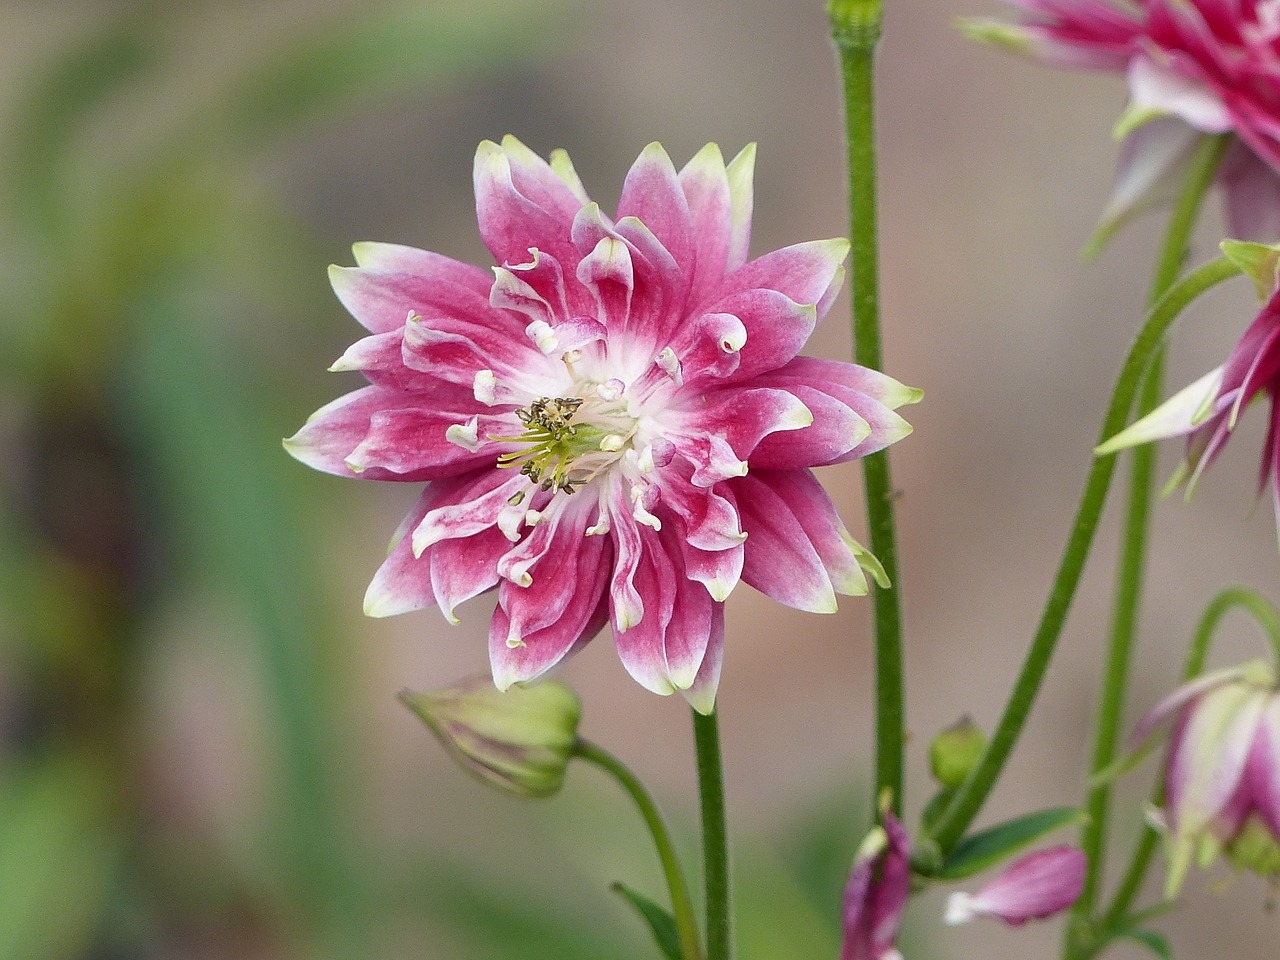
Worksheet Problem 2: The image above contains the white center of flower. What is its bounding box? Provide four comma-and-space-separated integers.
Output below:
493, 388, 638, 494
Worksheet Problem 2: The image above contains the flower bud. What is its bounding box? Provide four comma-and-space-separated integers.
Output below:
944, 846, 1085, 927
929, 715, 986, 790
399, 676, 582, 799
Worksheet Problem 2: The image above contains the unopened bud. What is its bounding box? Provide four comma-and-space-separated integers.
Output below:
399, 676, 582, 798
930, 715, 986, 789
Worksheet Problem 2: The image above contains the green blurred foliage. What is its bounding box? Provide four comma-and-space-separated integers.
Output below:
0, 3, 878, 957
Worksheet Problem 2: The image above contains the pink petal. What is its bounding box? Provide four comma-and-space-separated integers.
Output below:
678, 143, 734, 302
430, 526, 510, 623
330, 264, 504, 337
1246, 695, 1280, 838
363, 489, 439, 617
285, 386, 439, 482
680, 601, 724, 715
412, 470, 530, 554
716, 238, 849, 318
842, 811, 911, 960
616, 142, 695, 289
669, 386, 813, 461
473, 138, 584, 276
1127, 664, 1246, 750
489, 500, 611, 688
731, 470, 839, 613
350, 241, 493, 297
944, 847, 1086, 927
700, 288, 819, 382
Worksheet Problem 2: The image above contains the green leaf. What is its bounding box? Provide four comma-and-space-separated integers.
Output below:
610, 883, 682, 960
937, 807, 1085, 880
1117, 928, 1173, 960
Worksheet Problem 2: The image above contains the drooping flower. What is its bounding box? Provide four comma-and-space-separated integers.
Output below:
962, 0, 1280, 244
1095, 278, 1280, 529
285, 137, 919, 713
841, 811, 911, 960
944, 846, 1086, 927
1126, 659, 1280, 895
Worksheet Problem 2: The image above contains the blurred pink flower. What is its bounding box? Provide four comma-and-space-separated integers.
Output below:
944, 846, 1086, 927
842, 811, 911, 960
1096, 283, 1280, 526
964, 0, 1280, 242
286, 137, 918, 713
1126, 660, 1280, 894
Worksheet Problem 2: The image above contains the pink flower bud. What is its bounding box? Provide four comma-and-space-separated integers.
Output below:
841, 810, 911, 960
944, 846, 1086, 927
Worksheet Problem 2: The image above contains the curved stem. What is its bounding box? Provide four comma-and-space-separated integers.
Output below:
693, 708, 731, 960
1098, 585, 1280, 932
830, 0, 904, 820
574, 739, 703, 960
927, 255, 1242, 856
1071, 134, 1229, 940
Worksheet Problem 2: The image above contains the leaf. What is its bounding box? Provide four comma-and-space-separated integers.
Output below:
610, 883, 682, 960
937, 807, 1086, 880
1117, 928, 1173, 960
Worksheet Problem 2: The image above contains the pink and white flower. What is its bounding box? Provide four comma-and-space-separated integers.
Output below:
842, 811, 911, 960
944, 846, 1086, 927
1095, 281, 1280, 530
1125, 659, 1280, 894
963, 0, 1280, 243
285, 137, 918, 713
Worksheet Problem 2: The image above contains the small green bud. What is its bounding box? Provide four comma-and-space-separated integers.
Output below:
929, 716, 986, 790
399, 676, 582, 799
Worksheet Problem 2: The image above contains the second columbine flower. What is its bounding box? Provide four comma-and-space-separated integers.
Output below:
286, 137, 918, 712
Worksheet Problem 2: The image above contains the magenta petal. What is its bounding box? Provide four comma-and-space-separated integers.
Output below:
732, 470, 840, 613
350, 241, 493, 296
678, 144, 733, 302
430, 526, 509, 624
1246, 696, 1280, 838
473, 139, 584, 277
364, 489, 439, 618
1220, 144, 1280, 242
945, 847, 1086, 927
703, 288, 819, 381
716, 238, 848, 317
671, 386, 812, 460
842, 811, 911, 960
285, 386, 440, 482
330, 264, 502, 336
616, 142, 696, 286
490, 503, 611, 688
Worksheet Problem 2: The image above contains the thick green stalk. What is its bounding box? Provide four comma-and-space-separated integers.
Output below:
1096, 586, 1280, 936
927, 256, 1242, 856
829, 0, 904, 819
1070, 135, 1229, 941
693, 709, 731, 960
575, 740, 703, 960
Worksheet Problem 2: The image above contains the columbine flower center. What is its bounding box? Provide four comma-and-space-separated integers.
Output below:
495, 392, 637, 494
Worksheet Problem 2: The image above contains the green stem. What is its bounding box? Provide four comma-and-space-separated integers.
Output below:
575, 739, 703, 960
1097, 586, 1280, 933
927, 255, 1242, 857
1070, 135, 1229, 944
693, 709, 731, 960
829, 0, 903, 820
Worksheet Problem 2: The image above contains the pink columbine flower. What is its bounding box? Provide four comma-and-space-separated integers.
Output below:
285, 137, 919, 713
841, 811, 911, 960
1095, 282, 1280, 528
1127, 660, 1280, 894
944, 846, 1086, 927
962, 1, 1280, 243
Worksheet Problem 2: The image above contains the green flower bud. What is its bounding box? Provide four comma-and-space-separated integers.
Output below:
1226, 814, 1280, 880
930, 716, 986, 790
399, 676, 582, 799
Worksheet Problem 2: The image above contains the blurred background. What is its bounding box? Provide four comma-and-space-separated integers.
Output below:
2, 0, 1279, 957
